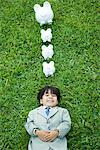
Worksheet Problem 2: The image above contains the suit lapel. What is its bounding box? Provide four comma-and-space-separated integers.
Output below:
37, 106, 58, 119
48, 107, 58, 118
37, 107, 47, 118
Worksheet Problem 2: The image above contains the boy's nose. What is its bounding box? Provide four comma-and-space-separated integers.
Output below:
48, 94, 52, 98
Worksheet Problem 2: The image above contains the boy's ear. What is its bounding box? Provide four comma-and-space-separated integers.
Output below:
57, 100, 59, 105
40, 99, 43, 104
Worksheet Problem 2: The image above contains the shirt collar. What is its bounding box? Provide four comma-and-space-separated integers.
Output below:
43, 106, 50, 109
42, 106, 57, 110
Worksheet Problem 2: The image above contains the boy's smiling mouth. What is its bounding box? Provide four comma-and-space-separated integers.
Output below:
47, 99, 54, 102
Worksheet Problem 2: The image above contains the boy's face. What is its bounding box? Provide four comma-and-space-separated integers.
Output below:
40, 90, 58, 107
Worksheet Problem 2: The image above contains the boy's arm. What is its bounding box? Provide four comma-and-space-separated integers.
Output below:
56, 109, 71, 138
25, 110, 39, 136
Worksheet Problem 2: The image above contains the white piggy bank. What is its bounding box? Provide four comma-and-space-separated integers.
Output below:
42, 44, 54, 60
34, 1, 54, 26
41, 28, 52, 42
42, 61, 55, 77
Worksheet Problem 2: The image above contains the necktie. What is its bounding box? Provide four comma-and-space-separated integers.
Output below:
45, 107, 50, 116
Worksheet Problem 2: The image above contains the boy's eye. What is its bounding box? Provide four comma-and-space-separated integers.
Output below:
45, 93, 57, 97
52, 94, 56, 97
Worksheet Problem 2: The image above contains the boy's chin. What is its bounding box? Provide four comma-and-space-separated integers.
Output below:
46, 104, 56, 107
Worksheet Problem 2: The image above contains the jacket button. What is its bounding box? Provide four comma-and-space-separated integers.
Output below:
48, 127, 51, 130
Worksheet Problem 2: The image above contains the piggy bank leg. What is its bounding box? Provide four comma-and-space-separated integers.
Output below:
48, 20, 52, 24
40, 21, 45, 26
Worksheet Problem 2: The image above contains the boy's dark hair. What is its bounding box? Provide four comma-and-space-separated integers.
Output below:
37, 86, 61, 102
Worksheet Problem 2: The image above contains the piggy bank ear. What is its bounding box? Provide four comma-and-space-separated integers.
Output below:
34, 4, 40, 12
49, 44, 53, 49
43, 62, 47, 67
41, 29, 44, 34
47, 28, 51, 32
50, 61, 54, 65
43, 1, 51, 8
41, 45, 46, 50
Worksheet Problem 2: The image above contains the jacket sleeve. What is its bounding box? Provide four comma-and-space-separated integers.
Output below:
25, 110, 39, 136
56, 108, 71, 138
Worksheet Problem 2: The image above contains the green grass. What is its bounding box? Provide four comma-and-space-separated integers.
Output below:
0, 0, 99, 149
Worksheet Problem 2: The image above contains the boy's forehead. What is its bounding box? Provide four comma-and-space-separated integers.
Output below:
44, 89, 53, 94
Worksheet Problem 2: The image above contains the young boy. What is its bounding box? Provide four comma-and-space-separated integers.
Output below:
25, 86, 71, 150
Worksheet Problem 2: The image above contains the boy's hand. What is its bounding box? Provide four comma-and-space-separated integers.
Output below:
43, 130, 59, 142
35, 130, 49, 142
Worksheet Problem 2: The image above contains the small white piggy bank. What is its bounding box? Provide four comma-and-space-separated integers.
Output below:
41, 28, 52, 42
42, 61, 55, 77
34, 1, 54, 26
42, 44, 54, 60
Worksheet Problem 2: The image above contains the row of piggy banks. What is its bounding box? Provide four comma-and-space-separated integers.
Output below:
34, 1, 55, 77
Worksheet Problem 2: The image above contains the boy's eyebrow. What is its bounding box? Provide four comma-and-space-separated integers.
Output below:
45, 90, 49, 93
